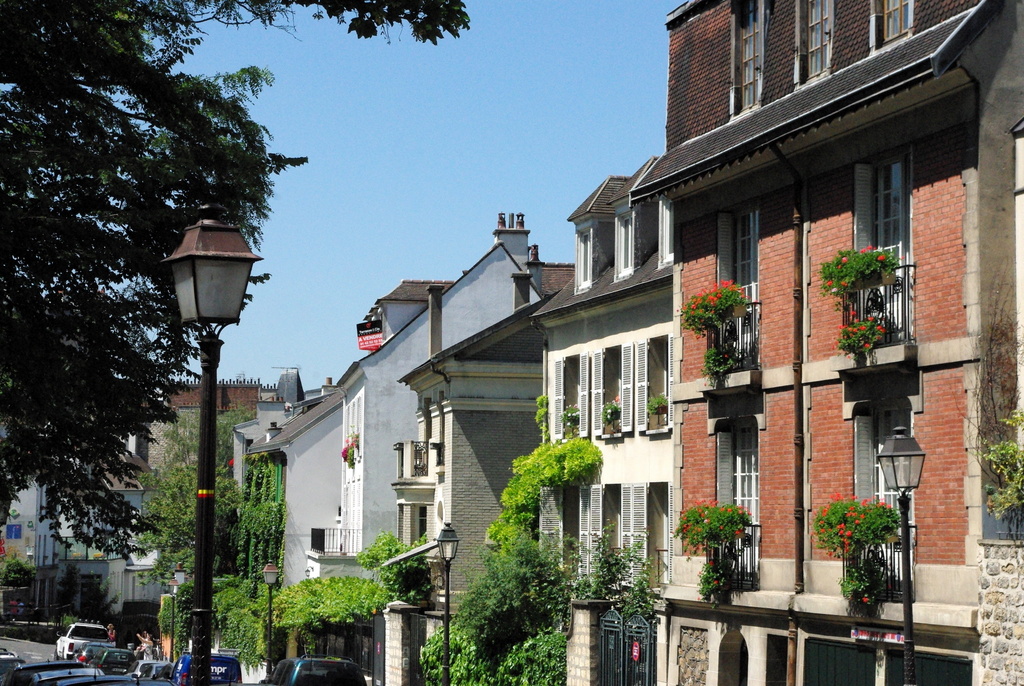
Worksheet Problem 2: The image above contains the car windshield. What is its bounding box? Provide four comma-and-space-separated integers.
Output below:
73, 628, 111, 641
0, 662, 25, 677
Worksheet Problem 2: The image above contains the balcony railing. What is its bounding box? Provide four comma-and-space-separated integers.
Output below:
843, 264, 915, 347
842, 525, 915, 603
60, 538, 120, 561
394, 441, 429, 478
704, 523, 761, 592
310, 527, 361, 556
707, 302, 761, 372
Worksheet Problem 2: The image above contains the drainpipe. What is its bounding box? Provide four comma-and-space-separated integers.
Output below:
771, 142, 805, 686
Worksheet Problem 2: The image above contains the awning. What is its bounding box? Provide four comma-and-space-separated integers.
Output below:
381, 540, 438, 567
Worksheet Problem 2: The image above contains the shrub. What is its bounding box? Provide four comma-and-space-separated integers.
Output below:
0, 556, 35, 588
356, 531, 432, 604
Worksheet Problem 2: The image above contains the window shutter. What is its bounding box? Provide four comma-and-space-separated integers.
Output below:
854, 163, 874, 250
717, 431, 735, 504
539, 486, 563, 541
578, 486, 591, 574
667, 335, 675, 425
621, 344, 635, 432
636, 340, 649, 431
578, 353, 590, 438
854, 414, 875, 501
666, 483, 675, 583
717, 212, 735, 283
622, 483, 648, 582
591, 349, 604, 434
553, 359, 564, 440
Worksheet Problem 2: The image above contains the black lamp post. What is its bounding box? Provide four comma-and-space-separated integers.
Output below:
262, 563, 279, 681
876, 426, 926, 686
168, 563, 186, 660
435, 523, 459, 686
164, 204, 261, 686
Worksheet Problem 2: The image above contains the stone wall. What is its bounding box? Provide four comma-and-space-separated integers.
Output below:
567, 600, 612, 686
677, 626, 708, 686
980, 541, 1024, 684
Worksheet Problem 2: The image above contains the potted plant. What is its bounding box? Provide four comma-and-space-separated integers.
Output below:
837, 317, 887, 356
819, 246, 899, 302
675, 501, 752, 605
681, 281, 750, 336
647, 393, 668, 416
342, 433, 360, 469
702, 345, 739, 383
561, 405, 580, 437
601, 397, 621, 434
812, 495, 899, 605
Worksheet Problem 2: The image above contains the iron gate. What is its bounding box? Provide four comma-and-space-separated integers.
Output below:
600, 609, 655, 686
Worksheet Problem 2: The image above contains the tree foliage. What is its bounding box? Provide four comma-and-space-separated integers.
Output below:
235, 451, 285, 593
0, 555, 36, 588
0, 0, 468, 551
274, 576, 389, 645
138, 408, 250, 580
356, 531, 432, 604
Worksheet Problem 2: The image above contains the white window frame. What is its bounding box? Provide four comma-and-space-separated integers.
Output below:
854, 155, 912, 263
854, 402, 914, 514
615, 210, 635, 280
806, 0, 831, 76
576, 227, 593, 292
718, 209, 760, 301
717, 419, 759, 523
659, 196, 674, 266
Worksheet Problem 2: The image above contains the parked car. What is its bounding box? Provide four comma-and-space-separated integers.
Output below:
3, 662, 86, 686
54, 623, 113, 661
90, 649, 136, 675
0, 653, 25, 680
29, 667, 103, 686
265, 656, 363, 686
128, 661, 171, 679
72, 643, 110, 664
169, 653, 242, 686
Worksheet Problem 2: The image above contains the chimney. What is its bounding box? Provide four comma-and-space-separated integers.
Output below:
266, 421, 282, 442
526, 244, 543, 292
493, 210, 530, 267
428, 283, 444, 357
512, 272, 533, 310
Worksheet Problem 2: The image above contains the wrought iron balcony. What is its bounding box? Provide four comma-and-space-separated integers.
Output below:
706, 302, 761, 372
842, 264, 915, 347
842, 525, 915, 603
310, 527, 360, 556
394, 440, 429, 478
704, 523, 761, 592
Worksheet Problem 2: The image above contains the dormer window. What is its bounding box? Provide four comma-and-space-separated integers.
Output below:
734, 0, 763, 112
615, 210, 635, 279
576, 227, 593, 291
807, 0, 830, 76
884, 0, 912, 39
658, 196, 674, 266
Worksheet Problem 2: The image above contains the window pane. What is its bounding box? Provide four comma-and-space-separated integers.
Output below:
734, 423, 759, 522
740, 0, 761, 108
735, 210, 759, 299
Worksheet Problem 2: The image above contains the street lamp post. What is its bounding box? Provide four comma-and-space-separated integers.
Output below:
876, 426, 926, 686
435, 523, 459, 686
168, 563, 186, 660
262, 563, 279, 681
164, 204, 261, 686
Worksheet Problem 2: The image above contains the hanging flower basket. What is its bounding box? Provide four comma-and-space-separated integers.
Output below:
812, 495, 899, 605
676, 502, 752, 605
818, 247, 898, 303
681, 281, 751, 336
342, 433, 360, 468
837, 318, 887, 356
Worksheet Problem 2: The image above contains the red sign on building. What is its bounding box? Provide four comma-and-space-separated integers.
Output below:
357, 320, 384, 352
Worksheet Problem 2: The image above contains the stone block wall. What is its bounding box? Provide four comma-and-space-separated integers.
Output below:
677, 626, 708, 685
567, 600, 612, 686
980, 541, 1024, 683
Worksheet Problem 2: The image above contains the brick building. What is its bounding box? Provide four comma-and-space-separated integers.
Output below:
619, 0, 1023, 683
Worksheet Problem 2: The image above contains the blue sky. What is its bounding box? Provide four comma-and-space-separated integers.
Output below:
185, 2, 679, 390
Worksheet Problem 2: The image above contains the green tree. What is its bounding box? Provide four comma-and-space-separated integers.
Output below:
0, 556, 35, 588
0, 0, 469, 552
357, 531, 432, 604
138, 407, 251, 579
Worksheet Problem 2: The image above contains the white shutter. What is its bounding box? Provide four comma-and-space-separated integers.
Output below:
578, 353, 590, 438
716, 432, 735, 504
622, 484, 648, 582
539, 486, 563, 541
621, 344, 635, 432
636, 340, 649, 431
553, 359, 564, 440
854, 163, 874, 250
854, 414, 875, 501
591, 349, 604, 434
578, 486, 591, 574
717, 212, 735, 283
667, 335, 675, 426
666, 483, 675, 583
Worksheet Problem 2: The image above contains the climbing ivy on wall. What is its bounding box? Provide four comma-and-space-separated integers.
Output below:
236, 452, 285, 594
487, 438, 602, 547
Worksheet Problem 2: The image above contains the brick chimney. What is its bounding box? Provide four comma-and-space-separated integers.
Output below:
494, 211, 530, 268
428, 283, 444, 357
